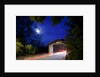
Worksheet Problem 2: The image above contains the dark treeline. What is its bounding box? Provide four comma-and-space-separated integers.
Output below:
64, 16, 83, 60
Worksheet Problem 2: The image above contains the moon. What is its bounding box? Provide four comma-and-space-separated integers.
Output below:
35, 28, 40, 34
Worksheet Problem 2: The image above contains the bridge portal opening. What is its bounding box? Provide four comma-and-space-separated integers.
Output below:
48, 40, 67, 54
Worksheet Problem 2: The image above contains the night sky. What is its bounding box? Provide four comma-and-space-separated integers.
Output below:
36, 16, 69, 46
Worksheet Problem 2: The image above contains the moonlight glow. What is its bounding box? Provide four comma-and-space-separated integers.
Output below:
35, 28, 40, 34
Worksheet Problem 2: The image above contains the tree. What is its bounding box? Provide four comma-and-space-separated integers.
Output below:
16, 16, 33, 45
64, 16, 83, 60
16, 16, 44, 56
16, 39, 24, 56
25, 44, 37, 55
51, 16, 64, 25
16, 16, 43, 47
30, 16, 46, 23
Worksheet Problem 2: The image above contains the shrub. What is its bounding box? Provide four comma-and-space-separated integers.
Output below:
25, 44, 37, 55
16, 41, 24, 56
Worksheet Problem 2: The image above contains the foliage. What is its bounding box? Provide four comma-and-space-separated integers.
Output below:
30, 16, 46, 23
30, 16, 64, 25
25, 44, 37, 55
51, 16, 64, 25
16, 40, 24, 56
16, 40, 38, 56
64, 16, 83, 60
16, 16, 33, 45
16, 16, 43, 47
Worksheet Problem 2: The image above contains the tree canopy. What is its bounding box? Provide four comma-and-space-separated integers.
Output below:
65, 16, 83, 60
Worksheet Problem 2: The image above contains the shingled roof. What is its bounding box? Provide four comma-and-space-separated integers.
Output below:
48, 39, 64, 46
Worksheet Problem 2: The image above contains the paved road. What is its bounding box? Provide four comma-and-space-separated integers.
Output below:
37, 51, 67, 60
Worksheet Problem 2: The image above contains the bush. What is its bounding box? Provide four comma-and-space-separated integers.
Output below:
16, 39, 38, 56
16, 41, 24, 56
25, 44, 37, 55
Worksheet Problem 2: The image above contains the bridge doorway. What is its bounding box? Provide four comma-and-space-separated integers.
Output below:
48, 40, 67, 54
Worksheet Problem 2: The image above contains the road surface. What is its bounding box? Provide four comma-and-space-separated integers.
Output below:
37, 51, 67, 60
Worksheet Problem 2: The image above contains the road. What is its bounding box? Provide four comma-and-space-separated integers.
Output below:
37, 51, 67, 60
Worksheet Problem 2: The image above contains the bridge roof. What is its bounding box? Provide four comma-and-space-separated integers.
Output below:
48, 39, 64, 46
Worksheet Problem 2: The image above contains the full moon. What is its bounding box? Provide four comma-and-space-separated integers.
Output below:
35, 28, 40, 34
